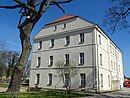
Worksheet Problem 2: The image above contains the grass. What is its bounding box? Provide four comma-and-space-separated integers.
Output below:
0, 83, 8, 88
0, 90, 90, 98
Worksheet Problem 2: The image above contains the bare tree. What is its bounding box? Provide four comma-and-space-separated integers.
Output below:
6, 51, 20, 78
0, 0, 73, 92
104, 0, 130, 33
0, 40, 7, 80
55, 60, 79, 94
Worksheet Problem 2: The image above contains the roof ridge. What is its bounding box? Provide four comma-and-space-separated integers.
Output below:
45, 14, 77, 26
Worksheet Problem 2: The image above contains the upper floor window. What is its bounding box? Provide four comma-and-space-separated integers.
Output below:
110, 45, 112, 53
99, 35, 101, 45
35, 74, 40, 85
100, 54, 102, 66
65, 36, 70, 46
79, 33, 84, 43
79, 53, 84, 65
47, 74, 52, 86
80, 73, 86, 88
37, 57, 41, 67
111, 60, 113, 70
50, 39, 54, 48
49, 56, 53, 67
65, 54, 69, 65
38, 41, 42, 50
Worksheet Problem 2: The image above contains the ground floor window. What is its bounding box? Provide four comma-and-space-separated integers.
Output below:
101, 74, 103, 87
35, 74, 40, 85
80, 73, 86, 88
47, 74, 52, 86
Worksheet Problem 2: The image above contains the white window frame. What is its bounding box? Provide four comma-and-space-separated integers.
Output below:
65, 36, 70, 45
79, 33, 84, 43
101, 74, 103, 87
35, 74, 40, 85
37, 57, 41, 67
49, 56, 53, 67
65, 54, 69, 65
50, 39, 54, 48
47, 73, 52, 86
80, 73, 86, 87
79, 53, 84, 65
38, 41, 42, 50
99, 35, 101, 45
100, 54, 102, 66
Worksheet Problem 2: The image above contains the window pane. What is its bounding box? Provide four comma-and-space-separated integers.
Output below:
80, 73, 86, 87
49, 74, 52, 85
65, 74, 69, 86
65, 54, 69, 65
37, 57, 41, 67
35, 74, 40, 85
100, 54, 102, 65
80, 53, 84, 65
38, 41, 42, 50
79, 33, 84, 43
49, 56, 53, 66
50, 39, 54, 48
99, 35, 101, 45
65, 36, 70, 45
101, 74, 103, 87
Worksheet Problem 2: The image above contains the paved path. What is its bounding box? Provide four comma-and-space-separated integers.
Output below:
81, 88, 130, 98
0, 87, 27, 93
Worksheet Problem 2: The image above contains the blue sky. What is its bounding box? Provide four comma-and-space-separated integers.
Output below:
0, 1, 130, 77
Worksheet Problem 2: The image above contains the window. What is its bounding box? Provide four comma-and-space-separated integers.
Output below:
49, 56, 53, 67
65, 54, 69, 65
35, 74, 40, 85
99, 35, 101, 45
80, 73, 86, 88
54, 26, 57, 32
63, 24, 66, 29
65, 36, 70, 45
79, 33, 84, 43
63, 73, 70, 87
100, 54, 102, 66
79, 53, 84, 65
50, 39, 54, 48
111, 60, 113, 70
38, 41, 42, 50
108, 75, 110, 87
37, 57, 41, 67
110, 45, 112, 53
101, 74, 103, 87
47, 74, 52, 86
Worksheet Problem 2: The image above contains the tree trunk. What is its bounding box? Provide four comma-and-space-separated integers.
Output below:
6, 23, 33, 92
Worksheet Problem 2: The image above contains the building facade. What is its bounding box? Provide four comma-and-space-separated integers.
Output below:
29, 15, 124, 92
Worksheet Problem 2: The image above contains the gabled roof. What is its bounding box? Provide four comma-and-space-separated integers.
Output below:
45, 14, 78, 26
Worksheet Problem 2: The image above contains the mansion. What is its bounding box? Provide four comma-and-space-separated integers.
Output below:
29, 15, 124, 92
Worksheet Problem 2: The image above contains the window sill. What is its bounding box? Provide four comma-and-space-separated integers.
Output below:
36, 66, 40, 68
64, 44, 69, 46
79, 42, 84, 44
47, 84, 52, 86
48, 65, 53, 67
78, 63, 84, 66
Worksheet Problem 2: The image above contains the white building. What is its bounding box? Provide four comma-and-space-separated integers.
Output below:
29, 15, 124, 92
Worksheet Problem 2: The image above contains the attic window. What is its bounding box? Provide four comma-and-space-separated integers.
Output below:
54, 26, 57, 32
63, 24, 66, 29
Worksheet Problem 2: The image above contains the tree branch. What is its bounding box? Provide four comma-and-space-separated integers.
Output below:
13, 0, 38, 14
52, 1, 65, 13
0, 5, 21, 9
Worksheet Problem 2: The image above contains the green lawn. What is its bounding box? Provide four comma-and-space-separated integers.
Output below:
0, 91, 90, 98
0, 83, 8, 88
